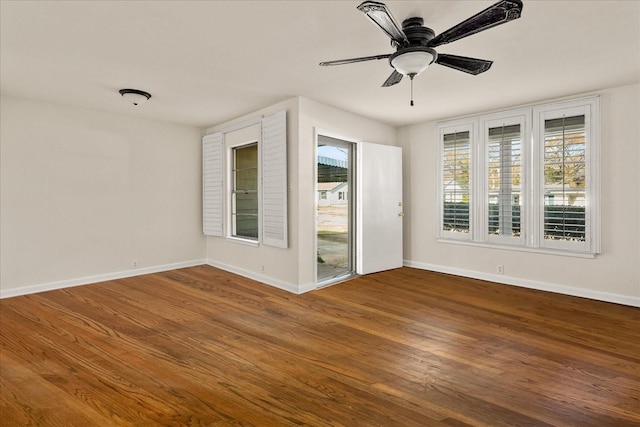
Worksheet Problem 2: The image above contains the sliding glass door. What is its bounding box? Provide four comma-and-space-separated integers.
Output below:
317, 136, 354, 285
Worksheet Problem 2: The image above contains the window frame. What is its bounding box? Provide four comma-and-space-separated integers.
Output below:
532, 99, 600, 254
436, 96, 600, 257
480, 109, 530, 247
230, 141, 259, 242
437, 120, 475, 242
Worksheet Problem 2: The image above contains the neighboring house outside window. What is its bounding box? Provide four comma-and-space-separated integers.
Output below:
317, 182, 348, 207
437, 96, 600, 256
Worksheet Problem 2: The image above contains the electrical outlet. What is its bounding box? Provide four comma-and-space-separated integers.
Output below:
496, 264, 504, 274
261, 265, 265, 272
132, 259, 139, 269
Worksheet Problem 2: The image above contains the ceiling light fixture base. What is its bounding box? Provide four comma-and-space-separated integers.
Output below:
119, 89, 152, 106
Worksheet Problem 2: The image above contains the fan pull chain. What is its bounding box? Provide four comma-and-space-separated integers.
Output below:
409, 75, 415, 107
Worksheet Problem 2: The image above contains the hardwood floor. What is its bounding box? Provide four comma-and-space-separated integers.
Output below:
1, 266, 638, 426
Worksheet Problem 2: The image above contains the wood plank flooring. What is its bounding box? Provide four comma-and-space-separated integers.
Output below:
1, 265, 639, 426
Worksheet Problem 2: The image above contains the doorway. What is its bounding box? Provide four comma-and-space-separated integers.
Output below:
316, 136, 354, 285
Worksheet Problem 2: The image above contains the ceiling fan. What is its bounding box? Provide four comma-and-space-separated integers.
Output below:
320, 0, 523, 105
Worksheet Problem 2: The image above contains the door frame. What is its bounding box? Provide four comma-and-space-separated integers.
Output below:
314, 128, 359, 288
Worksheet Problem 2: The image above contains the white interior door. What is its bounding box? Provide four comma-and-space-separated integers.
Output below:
356, 142, 403, 275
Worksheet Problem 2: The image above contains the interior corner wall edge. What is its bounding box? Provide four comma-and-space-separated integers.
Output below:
397, 83, 640, 303
0, 95, 206, 293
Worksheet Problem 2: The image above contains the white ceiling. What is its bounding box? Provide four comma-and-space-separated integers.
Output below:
1, 1, 638, 129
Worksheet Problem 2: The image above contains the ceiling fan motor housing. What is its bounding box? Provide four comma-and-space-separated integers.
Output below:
389, 17, 437, 77
400, 17, 435, 48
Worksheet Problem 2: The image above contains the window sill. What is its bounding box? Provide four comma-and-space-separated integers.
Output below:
436, 238, 597, 259
226, 236, 259, 248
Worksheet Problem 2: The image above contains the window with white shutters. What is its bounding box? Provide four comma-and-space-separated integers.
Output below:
437, 96, 599, 256
202, 111, 287, 248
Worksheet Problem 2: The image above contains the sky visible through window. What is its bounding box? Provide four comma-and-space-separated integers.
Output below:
318, 145, 348, 161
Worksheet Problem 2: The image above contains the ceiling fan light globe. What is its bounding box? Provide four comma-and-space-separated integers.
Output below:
390, 48, 436, 77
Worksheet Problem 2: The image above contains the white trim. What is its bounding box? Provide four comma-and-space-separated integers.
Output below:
436, 120, 474, 241
481, 109, 529, 246
532, 99, 599, 253
404, 259, 639, 308
225, 236, 260, 247
314, 128, 360, 286
435, 238, 596, 259
0, 259, 207, 299
214, 116, 262, 135
205, 259, 307, 294
228, 140, 260, 242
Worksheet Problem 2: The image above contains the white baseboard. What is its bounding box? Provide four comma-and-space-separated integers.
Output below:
205, 259, 308, 294
0, 259, 207, 299
404, 260, 640, 307
12, 257, 631, 306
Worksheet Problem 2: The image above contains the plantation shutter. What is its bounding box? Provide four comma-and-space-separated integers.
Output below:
203, 132, 224, 236
487, 124, 522, 240
542, 115, 587, 243
442, 131, 471, 236
261, 110, 288, 248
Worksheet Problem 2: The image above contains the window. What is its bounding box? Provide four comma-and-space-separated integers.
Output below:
202, 111, 288, 248
440, 123, 472, 240
543, 116, 586, 242
437, 97, 600, 256
232, 143, 258, 240
487, 124, 522, 238
482, 111, 528, 246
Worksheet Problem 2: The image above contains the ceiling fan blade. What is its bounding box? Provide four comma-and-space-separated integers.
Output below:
357, 1, 409, 48
427, 0, 523, 48
382, 70, 403, 87
319, 54, 391, 66
435, 54, 493, 75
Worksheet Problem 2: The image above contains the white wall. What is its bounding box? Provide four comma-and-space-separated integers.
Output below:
398, 84, 640, 306
8, 88, 633, 303
0, 96, 205, 296
203, 98, 301, 292
204, 96, 397, 292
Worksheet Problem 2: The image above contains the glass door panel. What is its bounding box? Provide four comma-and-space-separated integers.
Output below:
317, 137, 353, 284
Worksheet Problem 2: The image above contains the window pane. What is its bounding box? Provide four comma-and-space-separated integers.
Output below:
488, 124, 521, 237
232, 192, 258, 238
235, 144, 258, 169
443, 131, 470, 233
235, 168, 257, 191
543, 115, 586, 242
232, 143, 258, 240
